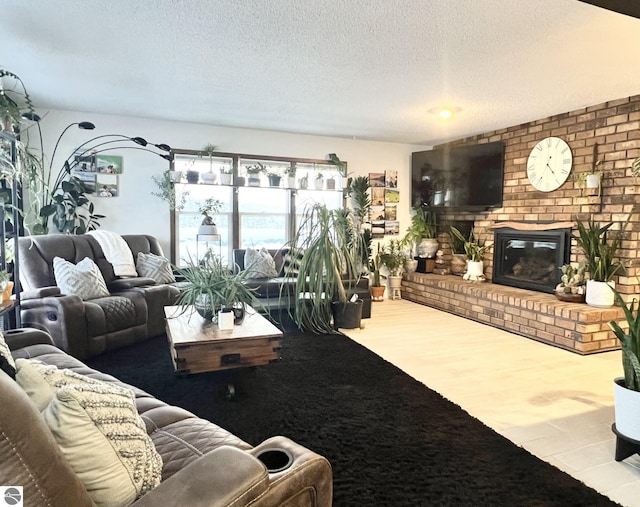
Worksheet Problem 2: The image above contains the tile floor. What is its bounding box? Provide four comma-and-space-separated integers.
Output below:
343, 299, 640, 506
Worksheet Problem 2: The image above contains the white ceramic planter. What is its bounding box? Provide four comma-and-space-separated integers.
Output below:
586, 173, 601, 188
201, 172, 216, 184
463, 260, 485, 281
585, 279, 615, 307
417, 238, 438, 258
220, 173, 232, 185
614, 377, 640, 441
198, 224, 217, 235
218, 309, 234, 330
287, 176, 296, 188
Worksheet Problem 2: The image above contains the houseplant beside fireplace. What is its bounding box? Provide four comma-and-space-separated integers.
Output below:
449, 226, 492, 282
574, 214, 630, 307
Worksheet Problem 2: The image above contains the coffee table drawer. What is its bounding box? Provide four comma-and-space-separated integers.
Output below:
172, 336, 281, 375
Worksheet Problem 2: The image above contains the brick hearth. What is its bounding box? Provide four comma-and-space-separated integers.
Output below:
402, 272, 624, 355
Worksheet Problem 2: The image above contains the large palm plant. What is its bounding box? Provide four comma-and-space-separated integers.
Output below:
285, 203, 364, 334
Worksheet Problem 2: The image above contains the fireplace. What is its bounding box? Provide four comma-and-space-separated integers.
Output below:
492, 225, 571, 293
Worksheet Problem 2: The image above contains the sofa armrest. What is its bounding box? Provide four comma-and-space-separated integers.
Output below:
4, 328, 54, 350
249, 436, 333, 507
21, 286, 61, 299
132, 446, 268, 507
108, 277, 157, 291
20, 295, 90, 359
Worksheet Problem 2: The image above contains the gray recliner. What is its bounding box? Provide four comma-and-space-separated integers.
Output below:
17, 234, 179, 359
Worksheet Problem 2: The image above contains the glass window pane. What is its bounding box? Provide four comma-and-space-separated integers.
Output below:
238, 187, 288, 248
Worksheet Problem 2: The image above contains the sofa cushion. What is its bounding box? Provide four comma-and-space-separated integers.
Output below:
244, 247, 279, 278
136, 252, 176, 284
0, 331, 16, 379
43, 382, 163, 507
280, 249, 304, 277
53, 256, 110, 301
15, 358, 106, 411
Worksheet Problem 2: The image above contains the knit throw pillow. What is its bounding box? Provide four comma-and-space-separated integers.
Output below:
136, 252, 176, 284
244, 247, 279, 278
43, 382, 162, 507
281, 248, 305, 277
53, 257, 110, 301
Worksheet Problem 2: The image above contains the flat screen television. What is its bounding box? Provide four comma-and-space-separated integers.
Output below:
411, 141, 505, 210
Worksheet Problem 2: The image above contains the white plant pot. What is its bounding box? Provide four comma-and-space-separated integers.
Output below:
220, 173, 232, 185
287, 176, 296, 188
388, 275, 403, 289
248, 176, 261, 187
463, 260, 485, 281
218, 309, 234, 330
168, 170, 183, 183
417, 238, 438, 259
405, 259, 418, 273
200, 172, 216, 184
198, 224, 217, 235
586, 173, 601, 188
314, 179, 324, 190
585, 279, 615, 307
614, 378, 640, 441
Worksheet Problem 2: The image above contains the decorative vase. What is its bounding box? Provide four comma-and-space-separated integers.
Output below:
463, 260, 485, 281
417, 238, 438, 259
195, 294, 214, 321
405, 259, 418, 273
614, 377, 640, 441
586, 279, 615, 307
370, 285, 385, 302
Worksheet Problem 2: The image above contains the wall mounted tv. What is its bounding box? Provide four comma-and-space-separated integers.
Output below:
411, 141, 505, 210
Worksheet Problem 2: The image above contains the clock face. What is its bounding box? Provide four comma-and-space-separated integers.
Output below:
527, 137, 572, 192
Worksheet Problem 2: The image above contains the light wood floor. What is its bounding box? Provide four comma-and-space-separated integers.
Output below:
343, 299, 640, 507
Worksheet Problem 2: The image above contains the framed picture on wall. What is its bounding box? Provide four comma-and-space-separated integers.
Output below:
385, 221, 400, 235
96, 155, 123, 174
369, 172, 385, 187
385, 170, 398, 188
96, 173, 118, 197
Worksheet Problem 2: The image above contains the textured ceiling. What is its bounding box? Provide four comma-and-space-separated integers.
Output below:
1, 0, 640, 145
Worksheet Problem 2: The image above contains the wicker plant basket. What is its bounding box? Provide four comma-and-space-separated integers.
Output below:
555, 291, 585, 303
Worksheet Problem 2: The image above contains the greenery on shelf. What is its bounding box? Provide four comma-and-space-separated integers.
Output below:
609, 290, 640, 392
151, 169, 189, 211
246, 162, 266, 175
173, 252, 257, 319
284, 203, 365, 334
555, 261, 587, 295
379, 239, 406, 276
327, 153, 347, 177
449, 226, 492, 262
574, 214, 630, 282
198, 198, 222, 225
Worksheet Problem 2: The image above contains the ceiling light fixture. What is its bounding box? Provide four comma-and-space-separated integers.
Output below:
429, 107, 461, 120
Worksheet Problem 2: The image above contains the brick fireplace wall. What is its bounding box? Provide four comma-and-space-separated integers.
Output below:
435, 94, 640, 299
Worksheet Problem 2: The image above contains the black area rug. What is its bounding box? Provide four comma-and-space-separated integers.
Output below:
87, 333, 619, 506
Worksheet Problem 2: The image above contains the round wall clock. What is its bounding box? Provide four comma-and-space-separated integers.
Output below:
527, 137, 572, 192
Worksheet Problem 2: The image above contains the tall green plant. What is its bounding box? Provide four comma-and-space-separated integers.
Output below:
449, 226, 492, 262
574, 214, 630, 282
379, 239, 406, 276
609, 290, 640, 392
285, 203, 364, 334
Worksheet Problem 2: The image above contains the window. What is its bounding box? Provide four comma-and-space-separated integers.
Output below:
171, 152, 345, 267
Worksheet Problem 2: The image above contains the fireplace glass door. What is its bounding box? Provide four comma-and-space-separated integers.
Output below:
492, 228, 571, 293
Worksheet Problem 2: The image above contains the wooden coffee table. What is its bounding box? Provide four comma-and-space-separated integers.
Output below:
164, 305, 282, 377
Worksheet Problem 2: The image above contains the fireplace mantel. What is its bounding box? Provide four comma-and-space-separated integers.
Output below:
491, 221, 574, 231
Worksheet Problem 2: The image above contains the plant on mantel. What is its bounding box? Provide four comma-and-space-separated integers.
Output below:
449, 226, 492, 262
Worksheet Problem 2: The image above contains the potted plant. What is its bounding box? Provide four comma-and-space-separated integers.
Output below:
448, 225, 469, 276
609, 290, 640, 444
449, 226, 492, 281
267, 170, 282, 187
151, 169, 189, 211
284, 203, 365, 333
284, 165, 296, 188
246, 162, 265, 187
575, 143, 603, 197
405, 206, 438, 260
299, 174, 309, 189
379, 239, 406, 296
199, 143, 218, 184
314, 172, 324, 190
347, 176, 371, 230
554, 261, 587, 303
220, 166, 233, 186
369, 244, 385, 302
575, 214, 630, 307
173, 252, 257, 324
197, 198, 222, 235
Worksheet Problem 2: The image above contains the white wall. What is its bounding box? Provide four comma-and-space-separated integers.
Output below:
37, 109, 428, 255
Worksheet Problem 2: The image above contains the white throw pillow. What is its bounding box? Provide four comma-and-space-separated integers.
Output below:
15, 358, 105, 411
44, 382, 162, 507
244, 247, 279, 278
53, 257, 110, 301
136, 252, 176, 284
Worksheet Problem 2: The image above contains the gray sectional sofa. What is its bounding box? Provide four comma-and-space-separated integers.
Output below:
17, 234, 180, 359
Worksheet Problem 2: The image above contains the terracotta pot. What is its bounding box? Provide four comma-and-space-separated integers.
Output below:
370, 285, 386, 302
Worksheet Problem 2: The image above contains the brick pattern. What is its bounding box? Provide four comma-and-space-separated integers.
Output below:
402, 273, 625, 355
434, 94, 640, 299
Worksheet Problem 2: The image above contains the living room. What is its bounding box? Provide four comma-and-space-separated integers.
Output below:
3, 1, 640, 506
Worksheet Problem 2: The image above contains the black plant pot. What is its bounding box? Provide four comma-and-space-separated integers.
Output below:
186, 170, 200, 184
331, 300, 363, 330
268, 175, 282, 187
234, 176, 246, 186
